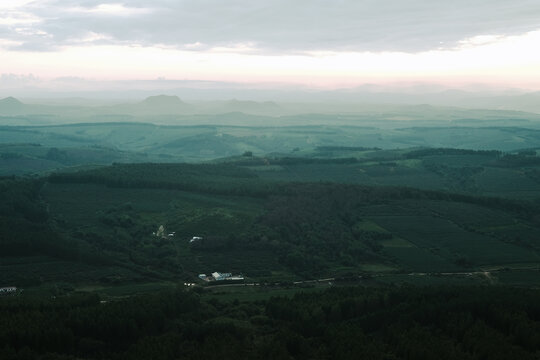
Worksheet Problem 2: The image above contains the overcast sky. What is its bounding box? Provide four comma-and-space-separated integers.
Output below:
1, 0, 540, 91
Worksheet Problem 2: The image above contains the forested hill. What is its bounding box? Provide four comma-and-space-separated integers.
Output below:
47, 162, 535, 214
2, 159, 540, 359
2, 160, 539, 289
2, 285, 540, 359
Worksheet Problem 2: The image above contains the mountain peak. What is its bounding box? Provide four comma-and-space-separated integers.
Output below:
0, 96, 23, 105
141, 95, 184, 106
0, 97, 26, 114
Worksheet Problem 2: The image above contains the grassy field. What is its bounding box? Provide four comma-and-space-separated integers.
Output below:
474, 167, 540, 199
371, 215, 538, 265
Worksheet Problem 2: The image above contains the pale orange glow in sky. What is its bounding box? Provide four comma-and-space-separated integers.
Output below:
2, 29, 540, 90
1, 1, 540, 91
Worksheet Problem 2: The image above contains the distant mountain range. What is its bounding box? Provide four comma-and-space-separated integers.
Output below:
2, 94, 540, 128
104, 95, 195, 115
0, 95, 284, 117
4, 82, 540, 114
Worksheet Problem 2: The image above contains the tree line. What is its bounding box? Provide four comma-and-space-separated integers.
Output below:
1, 285, 540, 359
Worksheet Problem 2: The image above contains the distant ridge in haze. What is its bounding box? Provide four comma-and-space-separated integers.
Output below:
106, 94, 194, 115
3, 93, 540, 127
219, 99, 281, 115
0, 97, 25, 114
140, 94, 185, 107
0, 96, 23, 106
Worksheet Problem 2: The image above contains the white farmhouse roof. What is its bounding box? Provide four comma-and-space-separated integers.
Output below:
0, 287, 17, 293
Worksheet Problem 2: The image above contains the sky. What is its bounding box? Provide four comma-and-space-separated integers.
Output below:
1, 0, 540, 92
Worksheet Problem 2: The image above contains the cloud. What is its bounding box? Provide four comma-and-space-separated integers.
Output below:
0, 0, 539, 54
0, 10, 41, 25
0, 73, 40, 86
66, 3, 154, 16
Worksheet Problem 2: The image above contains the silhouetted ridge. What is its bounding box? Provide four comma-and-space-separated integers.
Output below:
0, 96, 23, 106
0, 96, 26, 114
140, 95, 185, 107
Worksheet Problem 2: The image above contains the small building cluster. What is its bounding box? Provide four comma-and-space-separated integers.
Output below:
0, 286, 17, 295
151, 227, 203, 243
152, 225, 177, 238
198, 272, 244, 282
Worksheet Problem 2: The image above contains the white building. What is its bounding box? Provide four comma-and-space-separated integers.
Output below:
211, 272, 233, 281
190, 236, 203, 243
0, 287, 17, 294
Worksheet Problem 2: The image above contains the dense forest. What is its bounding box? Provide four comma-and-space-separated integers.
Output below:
3, 158, 540, 287
0, 177, 69, 258
47, 162, 535, 213
2, 285, 540, 359
2, 148, 540, 359
41, 164, 540, 277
